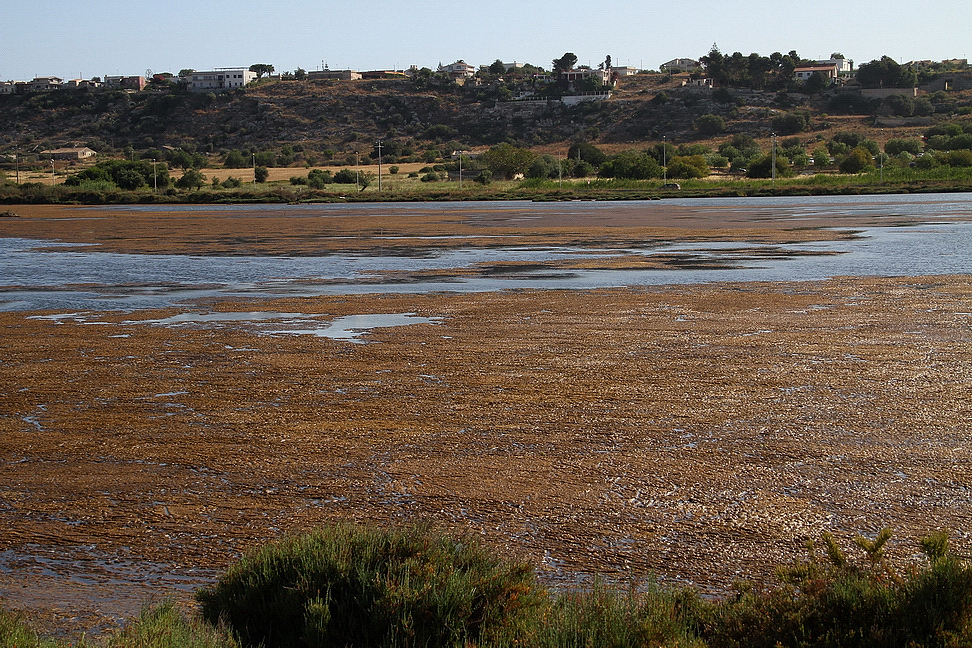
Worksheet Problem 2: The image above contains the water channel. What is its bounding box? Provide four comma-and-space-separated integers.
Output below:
2, 194, 972, 313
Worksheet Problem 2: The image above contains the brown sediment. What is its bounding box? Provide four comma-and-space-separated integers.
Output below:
1, 203, 972, 637
0, 201, 893, 257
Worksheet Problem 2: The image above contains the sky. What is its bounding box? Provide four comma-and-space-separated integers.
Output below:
2, 0, 969, 81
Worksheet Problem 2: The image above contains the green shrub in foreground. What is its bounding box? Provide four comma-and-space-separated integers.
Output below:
511, 580, 704, 648
0, 607, 61, 648
0, 600, 237, 648
196, 523, 543, 648
102, 601, 239, 648
693, 529, 972, 648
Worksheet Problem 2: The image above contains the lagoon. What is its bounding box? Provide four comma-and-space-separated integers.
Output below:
2, 194, 972, 311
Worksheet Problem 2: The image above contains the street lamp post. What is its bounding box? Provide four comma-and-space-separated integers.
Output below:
663, 136, 667, 184
50, 159, 55, 186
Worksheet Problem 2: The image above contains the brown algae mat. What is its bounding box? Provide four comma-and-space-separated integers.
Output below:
2, 203, 972, 635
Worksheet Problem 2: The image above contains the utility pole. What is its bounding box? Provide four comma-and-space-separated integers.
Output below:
50, 159, 55, 186
355, 151, 359, 191
252, 153, 256, 183
771, 133, 777, 183
375, 140, 382, 191
459, 153, 463, 189
880, 128, 884, 182
153, 159, 157, 192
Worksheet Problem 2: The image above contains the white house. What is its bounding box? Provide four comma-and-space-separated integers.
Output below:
0, 81, 15, 94
41, 147, 97, 160
561, 67, 612, 84
438, 60, 476, 79
815, 56, 854, 73
611, 66, 639, 76
188, 68, 256, 92
660, 58, 699, 73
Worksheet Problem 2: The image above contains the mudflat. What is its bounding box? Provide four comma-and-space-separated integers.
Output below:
2, 202, 971, 636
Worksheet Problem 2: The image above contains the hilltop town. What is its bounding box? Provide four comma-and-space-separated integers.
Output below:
1, 49, 971, 195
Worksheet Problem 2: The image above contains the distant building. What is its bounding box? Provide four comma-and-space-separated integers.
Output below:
188, 68, 256, 92
359, 70, 408, 79
794, 64, 839, 81
611, 66, 639, 77
30, 77, 63, 91
104, 75, 146, 91
660, 58, 699, 73
64, 78, 102, 89
680, 76, 713, 88
438, 60, 476, 79
41, 147, 97, 160
0, 81, 15, 95
814, 57, 854, 74
308, 69, 362, 81
561, 67, 612, 84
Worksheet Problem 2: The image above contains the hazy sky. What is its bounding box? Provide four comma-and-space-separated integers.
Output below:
2, 0, 968, 80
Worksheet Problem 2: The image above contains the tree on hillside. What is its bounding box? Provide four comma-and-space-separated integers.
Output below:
552, 52, 578, 72
567, 142, 607, 167
856, 56, 917, 88
178, 69, 195, 78
694, 114, 725, 136
249, 63, 275, 79
175, 168, 206, 190
488, 60, 506, 75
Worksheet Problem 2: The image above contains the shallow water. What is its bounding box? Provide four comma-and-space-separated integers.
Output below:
3, 195, 972, 312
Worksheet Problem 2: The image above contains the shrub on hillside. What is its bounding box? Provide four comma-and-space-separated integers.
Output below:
885, 138, 922, 156
332, 169, 357, 184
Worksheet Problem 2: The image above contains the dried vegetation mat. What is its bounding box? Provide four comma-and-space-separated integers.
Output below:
3, 275, 972, 634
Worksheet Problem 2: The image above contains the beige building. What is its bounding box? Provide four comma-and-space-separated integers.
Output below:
308, 69, 362, 81
42, 147, 97, 160
188, 68, 256, 92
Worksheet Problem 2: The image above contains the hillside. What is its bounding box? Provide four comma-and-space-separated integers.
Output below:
2, 72, 972, 172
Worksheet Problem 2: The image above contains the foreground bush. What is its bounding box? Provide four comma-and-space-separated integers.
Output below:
7, 526, 972, 648
196, 523, 543, 648
0, 607, 60, 648
693, 529, 972, 648
0, 600, 237, 648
